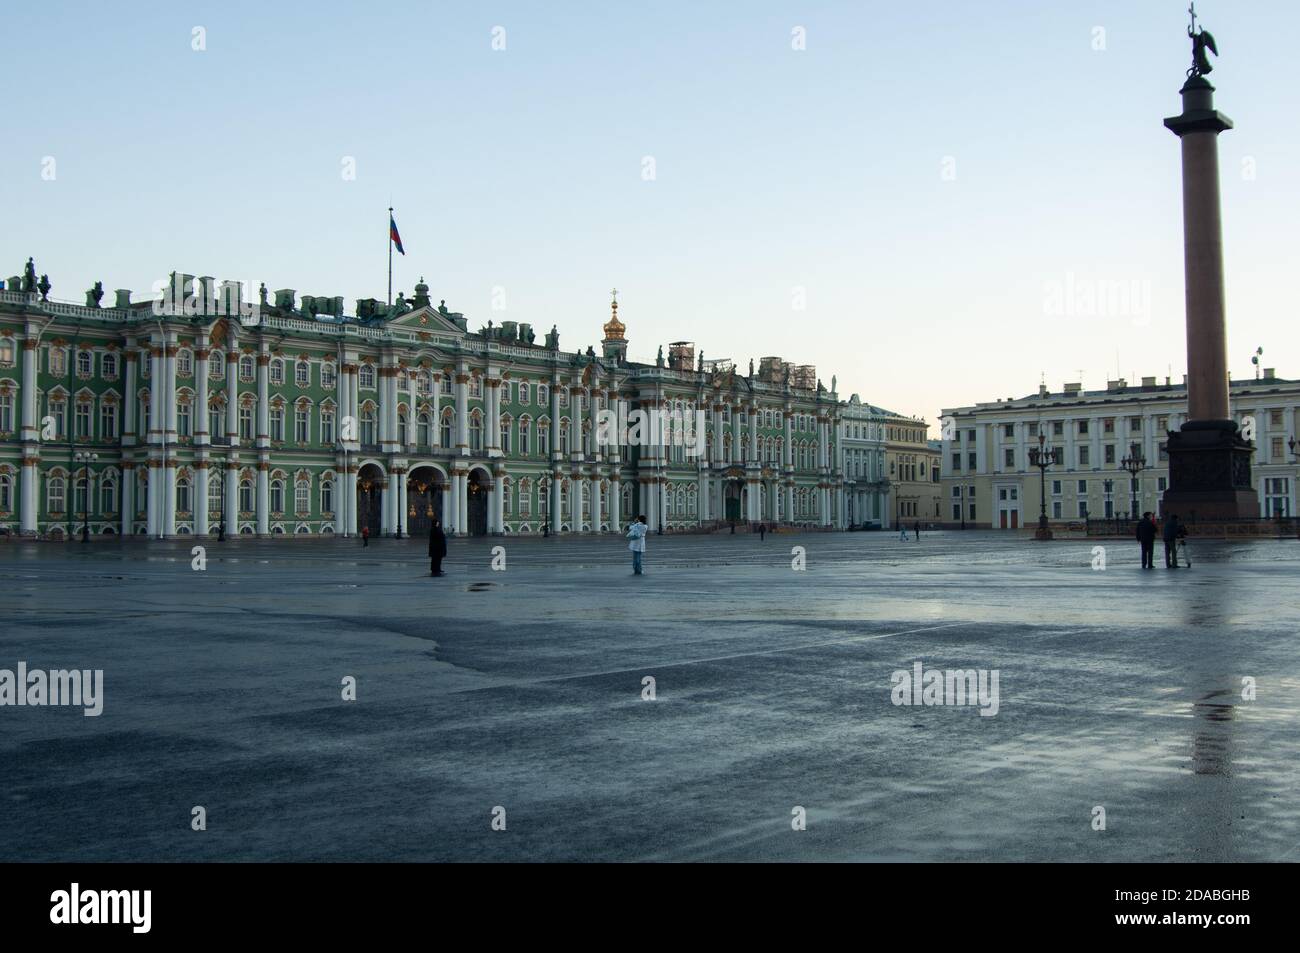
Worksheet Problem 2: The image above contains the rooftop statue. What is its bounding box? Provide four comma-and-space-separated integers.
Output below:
748, 358, 754, 377
22, 258, 36, 293
86, 281, 103, 308
656, 345, 664, 367
259, 283, 269, 308
545, 325, 559, 349
1187, 3, 1219, 77
38, 274, 51, 301
697, 351, 704, 371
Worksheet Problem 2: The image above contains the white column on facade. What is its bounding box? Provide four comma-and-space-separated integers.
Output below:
455, 366, 470, 454
609, 475, 621, 532
119, 463, 134, 536
747, 405, 758, 461
398, 469, 409, 536
550, 471, 562, 534
256, 350, 269, 448
344, 464, 358, 536
145, 461, 159, 537
590, 474, 602, 531
457, 471, 469, 533
226, 351, 239, 444
148, 340, 163, 445
195, 461, 209, 536
256, 463, 269, 535
225, 461, 239, 536
378, 366, 390, 447
164, 338, 178, 441
195, 348, 210, 445
122, 347, 138, 445
20, 337, 39, 442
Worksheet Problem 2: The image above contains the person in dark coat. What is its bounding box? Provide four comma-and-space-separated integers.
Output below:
429, 519, 447, 576
914, 521, 920, 541
1162, 513, 1186, 568
361, 524, 370, 547
758, 523, 766, 541
1135, 511, 1157, 569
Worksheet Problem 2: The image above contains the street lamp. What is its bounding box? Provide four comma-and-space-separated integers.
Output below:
1104, 478, 1113, 525
1120, 442, 1147, 522
1027, 433, 1055, 540
74, 451, 98, 542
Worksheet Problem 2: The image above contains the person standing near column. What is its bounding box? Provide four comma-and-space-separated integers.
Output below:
429, 518, 447, 576
1135, 512, 1157, 569
626, 514, 648, 575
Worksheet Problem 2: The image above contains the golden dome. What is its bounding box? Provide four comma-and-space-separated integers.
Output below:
603, 297, 625, 340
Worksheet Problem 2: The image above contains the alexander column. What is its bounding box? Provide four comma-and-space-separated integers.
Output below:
1161, 4, 1258, 520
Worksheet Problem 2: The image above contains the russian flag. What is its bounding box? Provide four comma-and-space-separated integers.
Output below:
390, 214, 405, 255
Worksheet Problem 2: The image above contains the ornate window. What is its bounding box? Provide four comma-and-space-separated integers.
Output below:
295, 360, 310, 387
295, 406, 310, 443
469, 411, 483, 452
48, 475, 66, 514
321, 478, 335, 516
469, 376, 482, 399
321, 408, 335, 445
518, 381, 529, 404
50, 347, 67, 376
239, 403, 253, 440
239, 478, 254, 513
321, 363, 337, 389
295, 478, 311, 516
239, 354, 255, 381
271, 478, 285, 515
359, 364, 375, 389
176, 476, 191, 515
270, 405, 285, 442
208, 474, 222, 516
418, 412, 432, 447
100, 473, 118, 515
360, 407, 376, 444
270, 358, 284, 386
177, 349, 193, 377
440, 409, 453, 448
538, 384, 549, 406
209, 350, 224, 379
0, 338, 13, 367
0, 392, 13, 433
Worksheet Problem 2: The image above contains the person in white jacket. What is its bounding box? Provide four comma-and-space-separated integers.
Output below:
626, 514, 648, 575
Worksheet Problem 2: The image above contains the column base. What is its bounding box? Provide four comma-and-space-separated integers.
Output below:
1163, 422, 1259, 520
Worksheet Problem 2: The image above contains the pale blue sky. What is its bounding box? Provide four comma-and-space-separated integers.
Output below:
3, 1, 1297, 426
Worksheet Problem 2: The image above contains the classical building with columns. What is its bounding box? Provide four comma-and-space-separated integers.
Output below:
0, 267, 855, 538
940, 373, 1300, 529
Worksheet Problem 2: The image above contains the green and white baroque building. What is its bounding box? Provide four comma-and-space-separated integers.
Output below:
0, 269, 856, 539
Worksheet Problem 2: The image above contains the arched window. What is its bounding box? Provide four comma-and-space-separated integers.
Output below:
518, 417, 531, 456
177, 349, 193, 377
239, 354, 255, 381
359, 364, 375, 389
295, 404, 310, 443
176, 475, 191, 514
538, 418, 550, 457
208, 350, 224, 379
295, 360, 310, 387
469, 376, 482, 399
360, 407, 376, 444
208, 473, 222, 516
295, 478, 310, 515
469, 411, 483, 452
102, 352, 119, 378
321, 363, 336, 389
0, 472, 15, 512
501, 416, 512, 454
538, 384, 549, 407
48, 475, 66, 513
270, 404, 285, 442
270, 478, 285, 514
518, 381, 529, 404
77, 350, 93, 376
518, 479, 532, 517
239, 477, 253, 513
321, 478, 335, 516
440, 409, 453, 449
559, 419, 569, 455
418, 412, 432, 447
269, 359, 284, 385
398, 410, 409, 446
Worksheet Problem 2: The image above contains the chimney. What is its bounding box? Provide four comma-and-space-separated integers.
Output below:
1106, 380, 1121, 392
1038, 383, 1048, 397
114, 289, 132, 309
1063, 382, 1082, 395
1264, 367, 1276, 380
1141, 376, 1156, 387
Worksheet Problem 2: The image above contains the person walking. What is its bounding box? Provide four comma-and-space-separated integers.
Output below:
428, 518, 447, 576
914, 521, 920, 541
361, 524, 370, 548
626, 514, 648, 575
1135, 511, 1157, 569
758, 522, 766, 541
899, 523, 908, 541
1162, 513, 1186, 569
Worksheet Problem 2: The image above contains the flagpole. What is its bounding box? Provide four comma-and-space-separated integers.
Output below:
387, 205, 393, 307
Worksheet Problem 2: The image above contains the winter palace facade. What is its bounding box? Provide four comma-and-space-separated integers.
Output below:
0, 265, 908, 539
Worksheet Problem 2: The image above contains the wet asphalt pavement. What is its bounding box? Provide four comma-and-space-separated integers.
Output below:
1, 529, 1297, 861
